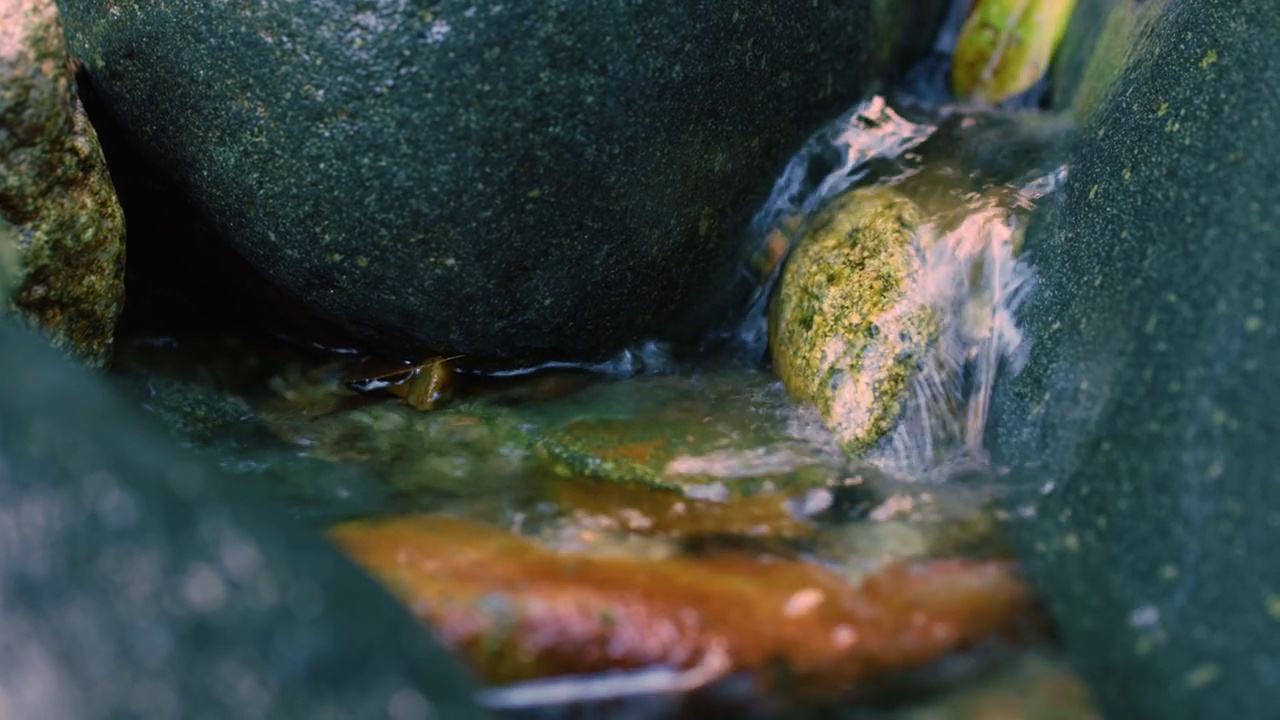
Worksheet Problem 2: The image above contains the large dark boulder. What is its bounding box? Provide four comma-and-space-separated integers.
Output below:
991, 0, 1280, 718
0, 319, 485, 719
54, 0, 942, 366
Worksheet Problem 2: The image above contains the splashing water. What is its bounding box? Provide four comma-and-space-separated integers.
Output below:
736, 96, 937, 356
739, 94, 1069, 481
869, 170, 1063, 479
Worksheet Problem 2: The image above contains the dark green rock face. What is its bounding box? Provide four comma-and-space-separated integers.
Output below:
56, 0, 939, 365
0, 321, 484, 719
991, 1, 1280, 718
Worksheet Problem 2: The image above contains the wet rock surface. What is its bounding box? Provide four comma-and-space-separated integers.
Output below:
530, 371, 855, 498
55, 0, 945, 365
769, 188, 933, 456
331, 514, 1039, 694
992, 1, 1280, 718
102, 327, 1060, 713
0, 0, 124, 366
0, 320, 484, 719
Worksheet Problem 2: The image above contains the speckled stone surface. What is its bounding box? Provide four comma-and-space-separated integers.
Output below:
55, 0, 943, 365
0, 319, 484, 719
768, 187, 932, 457
990, 1, 1280, 717
1, 0, 125, 366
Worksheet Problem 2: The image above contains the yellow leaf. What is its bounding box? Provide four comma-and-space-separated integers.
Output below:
951, 0, 1078, 103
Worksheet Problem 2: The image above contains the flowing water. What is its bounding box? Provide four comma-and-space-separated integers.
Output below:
736, 93, 1066, 483
109, 27, 1096, 720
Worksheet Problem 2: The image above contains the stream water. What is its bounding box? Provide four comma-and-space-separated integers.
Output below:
110, 27, 1097, 720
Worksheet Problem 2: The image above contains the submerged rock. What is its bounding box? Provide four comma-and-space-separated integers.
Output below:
991, 1, 1280, 718
331, 514, 1039, 696
56, 0, 945, 365
769, 188, 933, 456
0, 0, 125, 366
532, 372, 854, 498
0, 320, 483, 718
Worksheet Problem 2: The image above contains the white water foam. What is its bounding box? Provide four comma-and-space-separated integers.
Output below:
869, 170, 1062, 479
741, 95, 1067, 481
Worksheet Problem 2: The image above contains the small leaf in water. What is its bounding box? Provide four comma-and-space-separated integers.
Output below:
344, 356, 456, 411
951, 0, 1077, 104
330, 515, 1042, 696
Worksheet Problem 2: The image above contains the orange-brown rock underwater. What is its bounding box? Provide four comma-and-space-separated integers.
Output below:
330, 515, 1043, 703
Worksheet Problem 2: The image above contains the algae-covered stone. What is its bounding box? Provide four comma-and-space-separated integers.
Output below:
1, 0, 124, 366
272, 400, 539, 503
769, 188, 932, 456
991, 1, 1280, 718
533, 371, 854, 499
56, 0, 945, 365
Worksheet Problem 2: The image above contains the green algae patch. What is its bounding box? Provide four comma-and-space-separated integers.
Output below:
532, 372, 851, 498
769, 188, 933, 457
262, 370, 539, 502
1049, 0, 1171, 120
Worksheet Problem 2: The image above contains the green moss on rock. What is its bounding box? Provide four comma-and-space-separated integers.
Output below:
530, 372, 851, 498
0, 0, 124, 366
769, 187, 933, 456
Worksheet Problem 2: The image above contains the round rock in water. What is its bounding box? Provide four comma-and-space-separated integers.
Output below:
56, 0, 942, 365
769, 187, 933, 456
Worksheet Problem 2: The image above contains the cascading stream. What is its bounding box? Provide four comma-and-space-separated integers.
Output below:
737, 91, 1070, 481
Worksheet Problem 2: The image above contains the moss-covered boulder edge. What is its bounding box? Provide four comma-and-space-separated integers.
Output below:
0, 0, 124, 366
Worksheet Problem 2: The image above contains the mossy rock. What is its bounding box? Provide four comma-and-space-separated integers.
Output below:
769, 187, 934, 456
1, 0, 124, 366
533, 372, 851, 498
0, 217, 19, 299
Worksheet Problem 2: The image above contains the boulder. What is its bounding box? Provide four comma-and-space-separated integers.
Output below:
56, 0, 944, 365
0, 319, 484, 719
990, 1, 1280, 717
0, 0, 125, 366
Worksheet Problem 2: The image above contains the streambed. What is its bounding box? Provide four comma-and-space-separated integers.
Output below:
112, 84, 1096, 719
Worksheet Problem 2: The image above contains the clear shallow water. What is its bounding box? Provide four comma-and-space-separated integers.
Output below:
110, 44, 1089, 720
